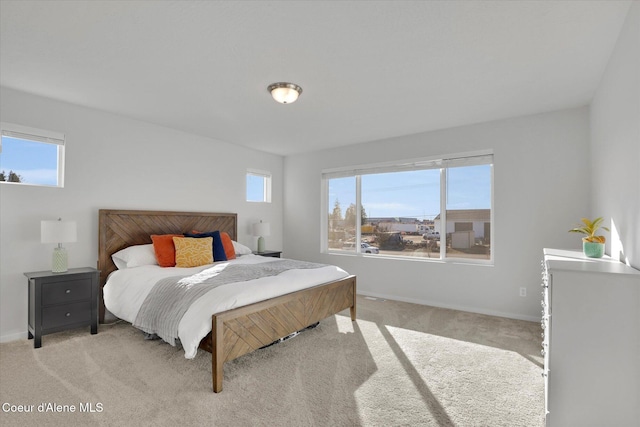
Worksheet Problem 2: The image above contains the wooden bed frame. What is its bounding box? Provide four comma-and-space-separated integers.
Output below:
97, 209, 356, 392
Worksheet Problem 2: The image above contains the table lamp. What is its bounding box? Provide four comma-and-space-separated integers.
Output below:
252, 221, 270, 253
41, 218, 77, 273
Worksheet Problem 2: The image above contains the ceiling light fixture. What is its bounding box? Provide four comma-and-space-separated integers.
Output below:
268, 82, 302, 104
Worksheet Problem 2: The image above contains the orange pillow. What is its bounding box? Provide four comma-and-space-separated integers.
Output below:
220, 232, 236, 260
192, 230, 236, 260
151, 234, 183, 267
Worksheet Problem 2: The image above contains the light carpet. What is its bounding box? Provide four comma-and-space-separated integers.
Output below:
0, 296, 544, 426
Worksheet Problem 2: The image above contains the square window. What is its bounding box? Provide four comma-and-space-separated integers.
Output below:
246, 170, 271, 203
1, 123, 65, 187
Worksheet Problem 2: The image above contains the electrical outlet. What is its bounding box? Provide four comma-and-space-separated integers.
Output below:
519, 287, 527, 297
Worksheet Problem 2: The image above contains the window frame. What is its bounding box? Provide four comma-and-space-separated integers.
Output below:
0, 122, 66, 188
246, 169, 272, 203
321, 150, 494, 265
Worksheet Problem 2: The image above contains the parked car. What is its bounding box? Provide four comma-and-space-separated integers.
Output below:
342, 242, 380, 254
361, 242, 379, 254
423, 230, 440, 240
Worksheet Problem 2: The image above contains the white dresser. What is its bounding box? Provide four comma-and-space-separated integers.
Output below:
541, 248, 640, 426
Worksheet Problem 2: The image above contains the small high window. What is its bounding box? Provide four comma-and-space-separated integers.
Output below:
246, 169, 272, 203
0, 122, 65, 187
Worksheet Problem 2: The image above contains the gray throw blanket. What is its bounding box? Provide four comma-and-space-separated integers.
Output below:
133, 259, 327, 346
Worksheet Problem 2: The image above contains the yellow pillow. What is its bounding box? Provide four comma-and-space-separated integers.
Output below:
172, 237, 213, 268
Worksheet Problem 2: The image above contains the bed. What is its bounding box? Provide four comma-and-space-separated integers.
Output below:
97, 209, 356, 392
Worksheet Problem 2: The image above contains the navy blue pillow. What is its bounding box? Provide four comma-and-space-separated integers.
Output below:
184, 231, 228, 262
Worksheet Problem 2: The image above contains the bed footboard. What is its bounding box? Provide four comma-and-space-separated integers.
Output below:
199, 275, 356, 392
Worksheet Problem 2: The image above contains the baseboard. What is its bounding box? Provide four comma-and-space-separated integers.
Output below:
356, 291, 539, 322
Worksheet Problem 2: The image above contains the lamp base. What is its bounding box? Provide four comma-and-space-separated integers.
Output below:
257, 236, 265, 253
52, 247, 68, 273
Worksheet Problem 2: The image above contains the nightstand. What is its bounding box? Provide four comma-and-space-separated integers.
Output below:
253, 250, 282, 258
24, 267, 100, 348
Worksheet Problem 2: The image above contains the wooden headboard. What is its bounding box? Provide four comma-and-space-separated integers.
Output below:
97, 209, 237, 322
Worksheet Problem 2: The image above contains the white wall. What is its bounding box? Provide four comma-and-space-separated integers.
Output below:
0, 87, 283, 342
284, 108, 591, 321
590, 2, 640, 269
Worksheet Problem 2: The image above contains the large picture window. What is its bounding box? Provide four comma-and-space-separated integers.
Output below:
323, 152, 493, 263
0, 122, 65, 187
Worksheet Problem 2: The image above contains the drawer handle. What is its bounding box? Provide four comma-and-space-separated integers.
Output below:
65, 289, 71, 294
65, 313, 71, 317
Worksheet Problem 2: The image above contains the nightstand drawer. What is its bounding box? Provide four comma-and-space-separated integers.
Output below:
42, 278, 92, 305
42, 301, 91, 329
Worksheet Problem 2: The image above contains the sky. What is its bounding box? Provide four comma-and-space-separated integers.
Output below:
0, 136, 58, 186
328, 164, 491, 221
246, 174, 266, 202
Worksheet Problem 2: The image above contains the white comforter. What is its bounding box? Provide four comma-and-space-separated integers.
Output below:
103, 255, 349, 358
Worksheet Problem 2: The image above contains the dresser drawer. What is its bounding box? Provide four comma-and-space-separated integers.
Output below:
42, 301, 91, 329
42, 278, 92, 305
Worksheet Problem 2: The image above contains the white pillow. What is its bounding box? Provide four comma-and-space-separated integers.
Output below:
232, 240, 253, 255
112, 244, 158, 269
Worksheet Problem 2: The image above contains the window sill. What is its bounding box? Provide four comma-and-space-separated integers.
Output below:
325, 250, 493, 266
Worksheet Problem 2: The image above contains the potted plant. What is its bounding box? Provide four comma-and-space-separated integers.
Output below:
568, 217, 609, 258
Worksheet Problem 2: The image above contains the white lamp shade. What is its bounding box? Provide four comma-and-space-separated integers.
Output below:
252, 222, 271, 237
41, 220, 77, 244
